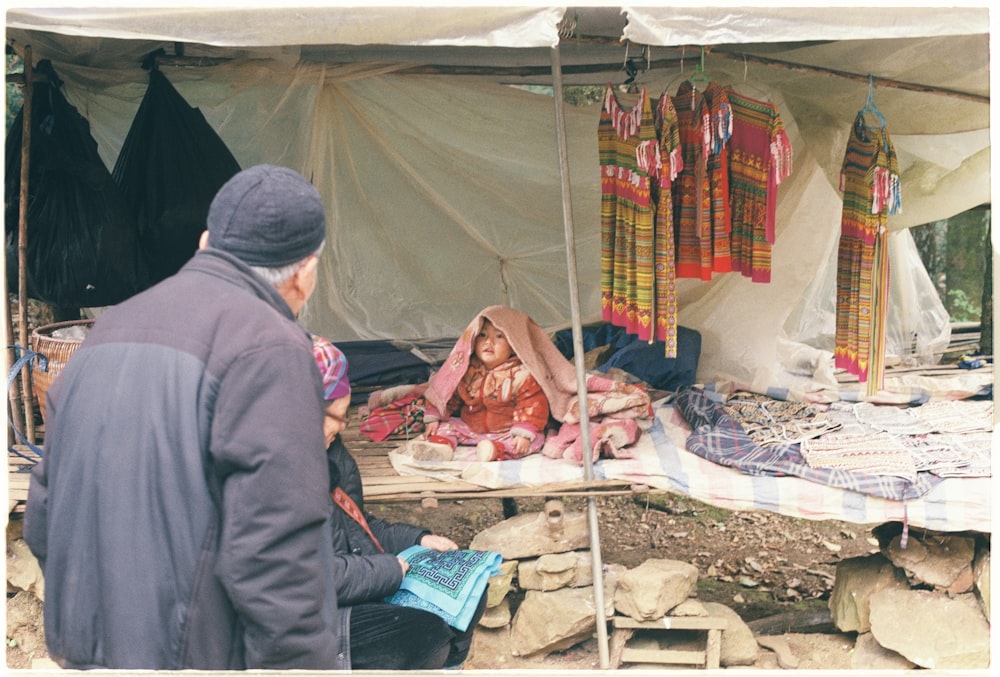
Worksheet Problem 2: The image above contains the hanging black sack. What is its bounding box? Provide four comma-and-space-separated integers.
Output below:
113, 64, 241, 282
5, 60, 153, 309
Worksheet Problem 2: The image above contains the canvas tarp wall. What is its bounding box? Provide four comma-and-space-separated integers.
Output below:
5, 5, 992, 399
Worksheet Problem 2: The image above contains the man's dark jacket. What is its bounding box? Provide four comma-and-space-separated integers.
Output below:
24, 249, 350, 670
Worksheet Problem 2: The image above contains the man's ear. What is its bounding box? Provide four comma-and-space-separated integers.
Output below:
296, 254, 319, 285
288, 254, 319, 304
198, 230, 210, 250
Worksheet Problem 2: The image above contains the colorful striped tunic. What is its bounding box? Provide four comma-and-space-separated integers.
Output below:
836, 111, 901, 396
598, 80, 793, 360
598, 85, 659, 342
652, 92, 684, 356
671, 81, 732, 280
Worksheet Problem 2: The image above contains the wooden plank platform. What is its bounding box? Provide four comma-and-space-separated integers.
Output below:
338, 414, 639, 504
8, 402, 655, 514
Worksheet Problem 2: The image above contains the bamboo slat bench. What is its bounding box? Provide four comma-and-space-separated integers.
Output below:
339, 420, 642, 506
8, 404, 649, 515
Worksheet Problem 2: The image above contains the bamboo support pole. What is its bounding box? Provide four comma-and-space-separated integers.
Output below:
550, 44, 610, 670
16, 45, 37, 443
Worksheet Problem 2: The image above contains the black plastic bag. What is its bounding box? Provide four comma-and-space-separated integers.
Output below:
113, 66, 240, 282
5, 60, 153, 308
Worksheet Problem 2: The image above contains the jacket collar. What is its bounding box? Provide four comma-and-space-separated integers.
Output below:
185, 248, 297, 322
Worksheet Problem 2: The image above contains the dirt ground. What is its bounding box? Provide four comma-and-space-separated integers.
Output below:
7, 492, 878, 671
374, 492, 876, 670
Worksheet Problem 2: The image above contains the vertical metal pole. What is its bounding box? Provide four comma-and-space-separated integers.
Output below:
550, 44, 609, 669
17, 45, 37, 443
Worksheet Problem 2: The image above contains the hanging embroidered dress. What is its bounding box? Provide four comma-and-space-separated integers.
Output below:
836, 111, 901, 396
671, 80, 732, 281
726, 90, 793, 283
704, 81, 733, 274
598, 85, 660, 341
651, 91, 684, 357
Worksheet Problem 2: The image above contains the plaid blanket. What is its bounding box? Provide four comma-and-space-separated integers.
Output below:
387, 399, 990, 531
674, 387, 942, 501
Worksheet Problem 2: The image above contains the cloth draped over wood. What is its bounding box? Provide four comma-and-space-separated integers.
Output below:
369, 305, 652, 464
835, 110, 901, 396
360, 383, 428, 442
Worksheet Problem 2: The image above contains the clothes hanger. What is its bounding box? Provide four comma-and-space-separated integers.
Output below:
728, 54, 772, 102
860, 74, 887, 129
619, 42, 650, 95
687, 46, 711, 90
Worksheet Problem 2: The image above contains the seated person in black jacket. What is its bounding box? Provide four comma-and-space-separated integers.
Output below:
312, 334, 486, 670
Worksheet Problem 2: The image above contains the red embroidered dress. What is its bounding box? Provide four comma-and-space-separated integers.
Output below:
727, 90, 793, 283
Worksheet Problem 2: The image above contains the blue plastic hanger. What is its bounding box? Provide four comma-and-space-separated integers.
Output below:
861, 75, 887, 129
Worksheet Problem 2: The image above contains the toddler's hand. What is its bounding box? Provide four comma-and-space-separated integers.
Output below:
425, 421, 439, 437
420, 534, 459, 551
397, 557, 410, 575
513, 436, 530, 457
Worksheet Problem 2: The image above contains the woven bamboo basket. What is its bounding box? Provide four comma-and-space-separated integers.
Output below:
30, 319, 95, 422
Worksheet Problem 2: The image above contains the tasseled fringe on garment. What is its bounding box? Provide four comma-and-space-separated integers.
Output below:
655, 93, 685, 181
709, 101, 732, 156
636, 138, 662, 177
871, 166, 902, 215
771, 128, 793, 186
604, 84, 646, 140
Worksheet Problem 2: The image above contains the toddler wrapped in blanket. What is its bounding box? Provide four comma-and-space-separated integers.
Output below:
397, 305, 653, 464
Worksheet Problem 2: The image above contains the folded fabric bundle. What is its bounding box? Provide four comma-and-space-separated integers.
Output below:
387, 545, 502, 631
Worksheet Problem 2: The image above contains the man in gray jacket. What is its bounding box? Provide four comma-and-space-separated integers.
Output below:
25, 164, 349, 670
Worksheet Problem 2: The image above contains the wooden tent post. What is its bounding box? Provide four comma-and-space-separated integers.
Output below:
16, 45, 37, 443
6, 300, 25, 447
550, 43, 610, 670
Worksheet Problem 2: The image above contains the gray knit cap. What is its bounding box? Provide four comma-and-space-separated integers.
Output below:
207, 164, 326, 267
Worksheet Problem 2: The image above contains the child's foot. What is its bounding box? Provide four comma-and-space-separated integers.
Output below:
405, 438, 454, 461
476, 440, 498, 462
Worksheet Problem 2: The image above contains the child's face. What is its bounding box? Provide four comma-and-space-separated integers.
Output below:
474, 320, 513, 369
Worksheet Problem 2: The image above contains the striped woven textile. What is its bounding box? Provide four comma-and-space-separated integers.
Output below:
652, 92, 683, 357
836, 112, 900, 396
598, 81, 793, 357
671, 81, 733, 280
599, 85, 658, 339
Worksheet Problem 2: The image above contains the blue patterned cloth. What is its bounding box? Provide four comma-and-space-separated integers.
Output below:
387, 546, 502, 631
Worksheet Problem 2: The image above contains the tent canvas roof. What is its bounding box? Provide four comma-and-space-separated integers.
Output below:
4, 4, 993, 397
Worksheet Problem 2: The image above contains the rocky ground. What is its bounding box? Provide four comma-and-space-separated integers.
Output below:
375, 492, 878, 670
4, 488, 884, 670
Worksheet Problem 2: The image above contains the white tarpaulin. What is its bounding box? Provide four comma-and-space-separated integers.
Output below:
622, 5, 989, 44
4, 5, 992, 398
6, 6, 565, 47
